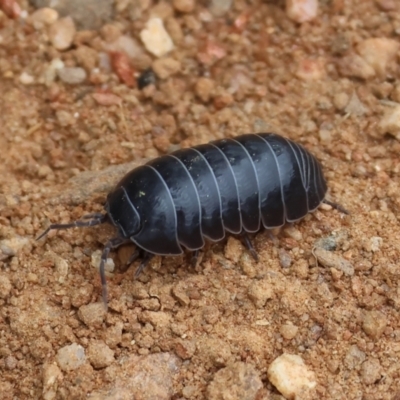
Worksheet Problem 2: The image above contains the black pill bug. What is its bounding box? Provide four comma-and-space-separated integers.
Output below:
38, 133, 348, 306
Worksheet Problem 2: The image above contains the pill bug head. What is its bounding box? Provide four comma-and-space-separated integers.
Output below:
105, 186, 141, 238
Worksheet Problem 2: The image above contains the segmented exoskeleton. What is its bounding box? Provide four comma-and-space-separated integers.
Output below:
38, 133, 347, 306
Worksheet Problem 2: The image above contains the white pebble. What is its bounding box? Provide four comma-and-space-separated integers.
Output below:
56, 344, 86, 372
370, 236, 383, 252
0, 236, 29, 261
91, 249, 115, 273
140, 18, 174, 58
286, 0, 318, 23
57, 67, 87, 85
49, 16, 76, 51
19, 72, 34, 85
268, 353, 317, 398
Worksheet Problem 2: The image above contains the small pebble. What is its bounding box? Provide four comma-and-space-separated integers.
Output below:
92, 93, 122, 106
139, 310, 171, 330
209, 0, 233, 16
41, 58, 64, 86
152, 57, 181, 79
279, 248, 292, 268
207, 362, 263, 400
182, 385, 198, 399
369, 236, 383, 252
313, 247, 354, 276
42, 363, 62, 396
319, 128, 332, 143
361, 358, 382, 385
314, 236, 337, 251
268, 354, 317, 399
70, 284, 94, 308
78, 303, 107, 328
0, 237, 29, 261
29, 7, 58, 29
333, 92, 349, 111
248, 279, 273, 308
173, 0, 195, 13
292, 259, 309, 278
344, 91, 368, 117
105, 35, 145, 60
172, 282, 190, 306
195, 77, 215, 102
91, 249, 115, 273
240, 252, 256, 278
283, 226, 303, 241
110, 51, 136, 87
140, 18, 174, 58
202, 305, 220, 325
19, 72, 35, 85
55, 110, 75, 127
338, 54, 375, 80
74, 45, 98, 71
57, 67, 87, 85
5, 355, 17, 370
87, 340, 114, 369
90, 352, 181, 399
224, 237, 244, 263
344, 345, 366, 370
48, 16, 76, 51
174, 339, 196, 360
53, 254, 69, 283
375, 0, 396, 10
0, 0, 21, 19
165, 17, 184, 44
357, 38, 399, 77
280, 324, 299, 340
104, 322, 123, 348
197, 337, 232, 367
295, 58, 325, 81
286, 0, 318, 23
372, 82, 393, 99
56, 343, 86, 372
378, 105, 400, 140
362, 310, 387, 339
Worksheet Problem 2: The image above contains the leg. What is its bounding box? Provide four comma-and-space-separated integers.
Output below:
127, 248, 141, 266
134, 251, 154, 279
322, 199, 349, 215
241, 232, 259, 262
191, 250, 200, 268
36, 213, 108, 240
99, 236, 131, 309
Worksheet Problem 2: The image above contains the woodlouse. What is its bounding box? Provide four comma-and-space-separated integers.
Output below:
38, 132, 347, 305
